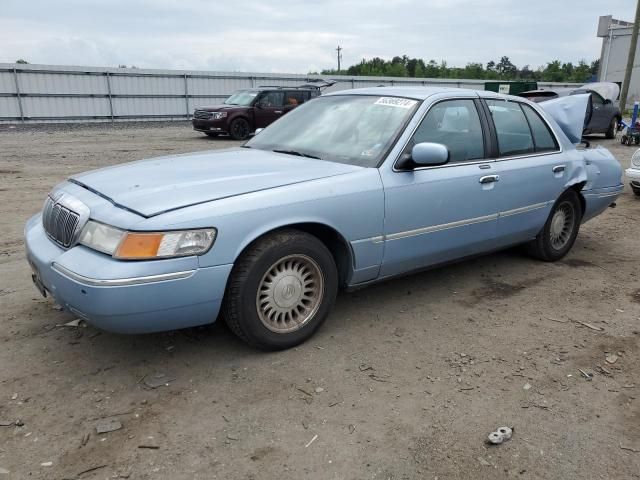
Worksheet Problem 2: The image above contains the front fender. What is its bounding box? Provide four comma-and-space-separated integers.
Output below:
139, 169, 386, 276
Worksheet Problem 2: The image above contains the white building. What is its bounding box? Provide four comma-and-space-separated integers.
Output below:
598, 15, 637, 107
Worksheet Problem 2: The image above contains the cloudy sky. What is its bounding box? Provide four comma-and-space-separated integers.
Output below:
0, 0, 632, 73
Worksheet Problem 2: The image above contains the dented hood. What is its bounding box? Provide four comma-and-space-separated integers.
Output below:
70, 148, 362, 217
538, 94, 590, 144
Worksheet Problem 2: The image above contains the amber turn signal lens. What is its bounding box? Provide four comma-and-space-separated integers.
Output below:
115, 233, 164, 259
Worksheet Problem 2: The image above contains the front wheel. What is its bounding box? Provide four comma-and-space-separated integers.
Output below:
632, 184, 640, 197
223, 230, 338, 350
526, 190, 582, 262
229, 118, 251, 140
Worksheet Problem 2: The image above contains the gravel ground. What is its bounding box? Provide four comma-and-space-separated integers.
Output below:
0, 122, 639, 480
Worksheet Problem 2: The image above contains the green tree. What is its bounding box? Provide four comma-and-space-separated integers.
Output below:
15, 59, 28, 64
496, 56, 517, 78
571, 60, 591, 83
541, 60, 564, 82
424, 60, 440, 77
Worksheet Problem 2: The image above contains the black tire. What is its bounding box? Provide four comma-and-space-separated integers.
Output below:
632, 185, 640, 197
229, 118, 251, 140
223, 229, 338, 350
605, 118, 617, 139
526, 190, 582, 262
205, 132, 219, 138
621, 135, 628, 145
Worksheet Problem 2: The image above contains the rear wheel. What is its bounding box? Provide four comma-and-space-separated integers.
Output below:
526, 190, 582, 262
229, 118, 251, 140
223, 230, 338, 350
605, 118, 617, 139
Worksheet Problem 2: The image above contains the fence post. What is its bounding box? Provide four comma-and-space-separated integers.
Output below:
351, 78, 355, 89
183, 74, 190, 119
12, 67, 24, 123
105, 72, 114, 123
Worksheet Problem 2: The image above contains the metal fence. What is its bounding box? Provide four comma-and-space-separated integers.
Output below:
0, 63, 581, 124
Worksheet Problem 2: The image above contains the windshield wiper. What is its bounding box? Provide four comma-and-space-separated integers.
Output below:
272, 149, 321, 159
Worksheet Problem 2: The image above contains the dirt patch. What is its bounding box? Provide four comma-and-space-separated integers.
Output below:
562, 258, 598, 268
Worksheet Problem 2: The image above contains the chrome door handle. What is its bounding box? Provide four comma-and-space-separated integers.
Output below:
552, 165, 566, 173
479, 175, 499, 184
275, 110, 283, 114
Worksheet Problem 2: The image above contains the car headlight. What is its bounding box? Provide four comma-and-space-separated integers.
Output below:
79, 221, 217, 259
211, 112, 227, 120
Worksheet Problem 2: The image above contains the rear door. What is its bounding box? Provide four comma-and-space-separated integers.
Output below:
483, 98, 569, 246
254, 91, 285, 128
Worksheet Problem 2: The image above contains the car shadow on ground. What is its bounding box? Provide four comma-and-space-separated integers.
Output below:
43, 246, 544, 372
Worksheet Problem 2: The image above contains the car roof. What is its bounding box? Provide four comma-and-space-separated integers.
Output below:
325, 86, 484, 100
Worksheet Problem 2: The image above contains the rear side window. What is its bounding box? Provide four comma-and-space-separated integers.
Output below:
285, 91, 306, 106
258, 91, 284, 107
486, 100, 534, 156
521, 104, 558, 152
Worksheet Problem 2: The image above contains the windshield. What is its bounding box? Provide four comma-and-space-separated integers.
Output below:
224, 90, 258, 106
245, 95, 419, 167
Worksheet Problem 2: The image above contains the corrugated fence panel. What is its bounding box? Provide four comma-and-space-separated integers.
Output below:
0, 97, 20, 118
22, 95, 111, 119
19, 71, 107, 95
0, 71, 17, 93
0, 63, 582, 123
188, 76, 253, 95
112, 97, 186, 117
110, 74, 184, 95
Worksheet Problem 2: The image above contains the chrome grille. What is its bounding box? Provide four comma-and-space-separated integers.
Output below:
193, 110, 212, 120
42, 196, 81, 248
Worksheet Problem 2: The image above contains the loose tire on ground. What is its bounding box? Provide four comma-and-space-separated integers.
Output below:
229, 118, 251, 140
525, 189, 582, 262
223, 229, 338, 350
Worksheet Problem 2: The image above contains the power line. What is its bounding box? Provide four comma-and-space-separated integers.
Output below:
336, 45, 342, 72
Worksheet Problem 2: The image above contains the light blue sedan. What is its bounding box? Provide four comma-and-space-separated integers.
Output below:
25, 87, 623, 349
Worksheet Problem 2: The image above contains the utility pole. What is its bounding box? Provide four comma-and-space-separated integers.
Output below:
620, 0, 640, 112
336, 45, 342, 73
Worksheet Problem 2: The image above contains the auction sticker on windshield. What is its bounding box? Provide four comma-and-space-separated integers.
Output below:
374, 97, 418, 109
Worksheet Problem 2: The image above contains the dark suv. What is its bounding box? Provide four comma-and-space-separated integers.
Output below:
192, 82, 333, 140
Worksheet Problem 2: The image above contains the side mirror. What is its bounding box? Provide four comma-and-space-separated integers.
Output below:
255, 128, 264, 135
407, 142, 449, 168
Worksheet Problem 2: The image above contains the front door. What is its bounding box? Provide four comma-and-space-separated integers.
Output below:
254, 91, 285, 128
379, 98, 499, 277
